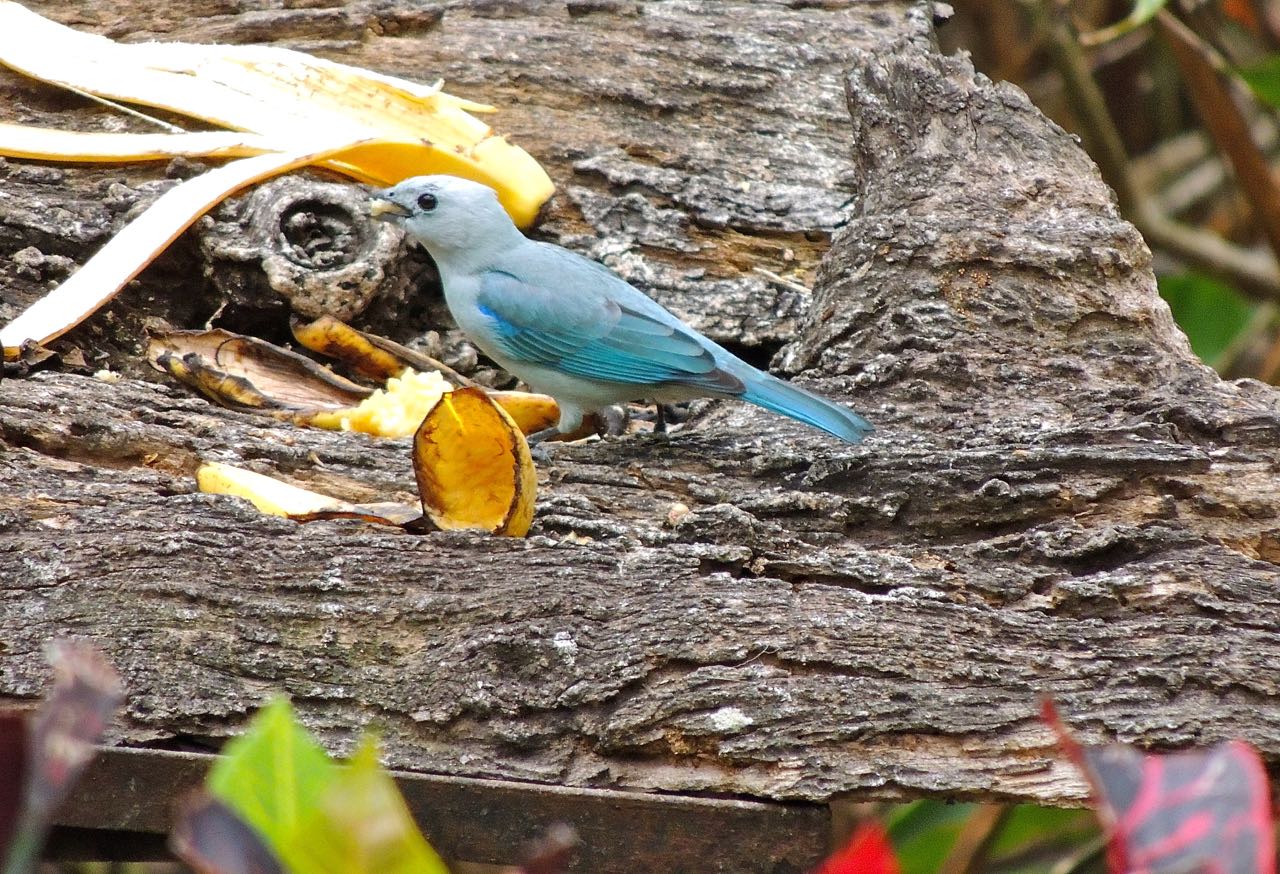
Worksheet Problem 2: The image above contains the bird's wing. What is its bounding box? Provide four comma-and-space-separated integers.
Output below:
476, 270, 744, 393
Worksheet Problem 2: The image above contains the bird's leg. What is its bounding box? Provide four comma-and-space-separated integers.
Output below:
654, 403, 669, 434
525, 426, 562, 464
527, 426, 561, 444
653, 402, 689, 435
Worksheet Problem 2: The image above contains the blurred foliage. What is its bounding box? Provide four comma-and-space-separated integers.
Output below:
941, 0, 1280, 382
1240, 55, 1280, 108
882, 801, 1103, 873
207, 698, 448, 874
983, 805, 1101, 872
1158, 271, 1257, 363
887, 800, 976, 873
207, 698, 339, 857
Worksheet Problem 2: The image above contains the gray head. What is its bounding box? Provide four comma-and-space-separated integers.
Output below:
368, 175, 523, 262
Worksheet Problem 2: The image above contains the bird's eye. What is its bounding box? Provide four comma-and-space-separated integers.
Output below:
417, 192, 439, 212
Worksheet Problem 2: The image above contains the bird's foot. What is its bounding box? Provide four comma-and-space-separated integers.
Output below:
526, 425, 561, 464
653, 402, 690, 435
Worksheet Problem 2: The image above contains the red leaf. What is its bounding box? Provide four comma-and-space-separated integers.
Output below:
1044, 700, 1276, 874
812, 822, 899, 874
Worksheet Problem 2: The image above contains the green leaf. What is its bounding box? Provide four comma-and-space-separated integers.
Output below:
281, 736, 449, 874
1239, 55, 1280, 111
1157, 271, 1256, 366
886, 800, 976, 874
986, 804, 1097, 858
206, 697, 340, 862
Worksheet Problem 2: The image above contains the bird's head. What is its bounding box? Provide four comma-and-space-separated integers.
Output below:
368, 175, 521, 261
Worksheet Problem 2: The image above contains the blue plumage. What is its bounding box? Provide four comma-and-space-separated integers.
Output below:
369, 176, 873, 444
475, 271, 732, 391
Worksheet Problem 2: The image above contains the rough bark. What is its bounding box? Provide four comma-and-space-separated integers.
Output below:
2, 0, 1279, 842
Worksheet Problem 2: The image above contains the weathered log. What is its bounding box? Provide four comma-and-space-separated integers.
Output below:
2, 0, 1280, 870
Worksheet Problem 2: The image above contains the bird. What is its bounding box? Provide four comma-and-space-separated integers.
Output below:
367, 175, 873, 444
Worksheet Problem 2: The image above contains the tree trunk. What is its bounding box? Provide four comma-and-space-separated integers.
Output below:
2, 0, 1279, 868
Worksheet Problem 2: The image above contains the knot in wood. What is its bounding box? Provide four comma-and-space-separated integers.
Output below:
199, 175, 403, 322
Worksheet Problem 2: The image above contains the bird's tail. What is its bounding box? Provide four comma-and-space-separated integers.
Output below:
738, 371, 873, 444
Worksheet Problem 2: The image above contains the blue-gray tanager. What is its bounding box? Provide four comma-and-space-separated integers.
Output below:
368, 175, 872, 444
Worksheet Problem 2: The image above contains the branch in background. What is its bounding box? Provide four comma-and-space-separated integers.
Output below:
1211, 300, 1277, 375
1138, 120, 1280, 218
1029, 0, 1280, 305
1249, 0, 1280, 48
1259, 314, 1280, 380
1156, 10, 1280, 260
939, 805, 1008, 874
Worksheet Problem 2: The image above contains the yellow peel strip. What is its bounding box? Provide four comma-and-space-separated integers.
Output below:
0, 138, 378, 356
196, 461, 344, 517
0, 124, 273, 162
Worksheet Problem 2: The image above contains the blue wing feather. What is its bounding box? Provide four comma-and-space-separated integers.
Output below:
476, 271, 742, 392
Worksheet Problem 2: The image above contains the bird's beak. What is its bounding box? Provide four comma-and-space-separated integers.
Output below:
368, 197, 410, 220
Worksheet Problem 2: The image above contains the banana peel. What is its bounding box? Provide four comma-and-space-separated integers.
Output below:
291, 315, 473, 386
413, 387, 536, 537
170, 326, 546, 537
198, 392, 539, 538
289, 317, 569, 438
319, 379, 564, 441
1, 142, 381, 358
147, 328, 372, 411
0, 2, 554, 359
196, 461, 420, 526
0, 2, 552, 224
487, 391, 563, 436
291, 316, 563, 435
291, 315, 415, 382
152, 323, 567, 440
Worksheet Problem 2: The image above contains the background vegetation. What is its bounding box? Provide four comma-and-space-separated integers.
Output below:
944, 0, 1280, 382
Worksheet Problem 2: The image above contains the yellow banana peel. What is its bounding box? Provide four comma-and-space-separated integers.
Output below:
0, 1, 554, 359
